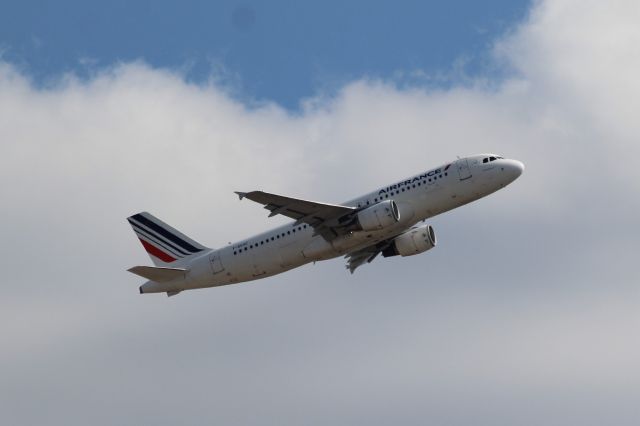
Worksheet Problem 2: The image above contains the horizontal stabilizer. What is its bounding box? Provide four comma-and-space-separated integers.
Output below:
128, 266, 187, 282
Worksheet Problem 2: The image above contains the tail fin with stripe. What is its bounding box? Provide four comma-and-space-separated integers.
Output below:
127, 212, 208, 266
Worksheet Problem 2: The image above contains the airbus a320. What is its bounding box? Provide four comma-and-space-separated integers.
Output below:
127, 154, 524, 296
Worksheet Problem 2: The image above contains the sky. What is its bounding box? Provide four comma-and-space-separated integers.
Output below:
1, 0, 640, 425
0, 0, 527, 108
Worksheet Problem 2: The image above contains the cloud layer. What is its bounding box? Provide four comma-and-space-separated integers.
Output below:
1, 0, 639, 424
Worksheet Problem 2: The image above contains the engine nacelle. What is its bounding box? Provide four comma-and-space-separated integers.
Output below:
355, 200, 400, 231
383, 224, 437, 257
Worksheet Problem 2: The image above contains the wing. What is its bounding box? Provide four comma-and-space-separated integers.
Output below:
235, 190, 356, 240
345, 248, 381, 274
344, 240, 395, 273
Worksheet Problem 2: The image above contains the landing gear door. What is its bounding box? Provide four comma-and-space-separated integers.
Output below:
209, 252, 225, 274
456, 159, 472, 180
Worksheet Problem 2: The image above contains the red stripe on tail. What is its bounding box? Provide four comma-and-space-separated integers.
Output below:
139, 238, 177, 263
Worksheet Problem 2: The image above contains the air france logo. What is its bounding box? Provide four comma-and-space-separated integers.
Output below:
378, 164, 451, 195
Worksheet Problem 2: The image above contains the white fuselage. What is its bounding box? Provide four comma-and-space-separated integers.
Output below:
141, 155, 524, 293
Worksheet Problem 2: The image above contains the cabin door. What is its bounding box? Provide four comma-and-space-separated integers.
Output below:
456, 159, 472, 180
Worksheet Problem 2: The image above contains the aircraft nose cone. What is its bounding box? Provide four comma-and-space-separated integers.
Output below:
511, 160, 524, 178
502, 159, 524, 183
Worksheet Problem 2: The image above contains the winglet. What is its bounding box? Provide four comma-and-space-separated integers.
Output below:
235, 191, 247, 200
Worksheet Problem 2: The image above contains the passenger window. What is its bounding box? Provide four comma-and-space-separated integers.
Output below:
490, 156, 496, 161
483, 158, 488, 163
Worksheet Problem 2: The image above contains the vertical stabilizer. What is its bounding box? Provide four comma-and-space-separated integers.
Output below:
127, 212, 208, 266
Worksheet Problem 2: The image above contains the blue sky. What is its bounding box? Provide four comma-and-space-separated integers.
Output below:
1, 0, 529, 108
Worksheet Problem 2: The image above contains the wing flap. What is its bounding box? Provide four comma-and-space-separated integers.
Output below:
344, 239, 396, 273
345, 249, 380, 274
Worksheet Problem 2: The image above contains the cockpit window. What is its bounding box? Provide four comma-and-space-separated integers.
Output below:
483, 156, 505, 163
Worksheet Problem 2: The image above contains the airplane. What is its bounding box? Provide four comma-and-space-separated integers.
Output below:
127, 154, 524, 296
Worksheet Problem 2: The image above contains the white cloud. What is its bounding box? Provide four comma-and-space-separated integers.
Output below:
1, 1, 639, 425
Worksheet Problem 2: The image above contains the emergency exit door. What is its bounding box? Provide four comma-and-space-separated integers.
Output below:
209, 253, 225, 274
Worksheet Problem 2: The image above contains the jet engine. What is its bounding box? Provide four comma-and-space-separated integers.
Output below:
355, 200, 400, 231
383, 224, 437, 257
